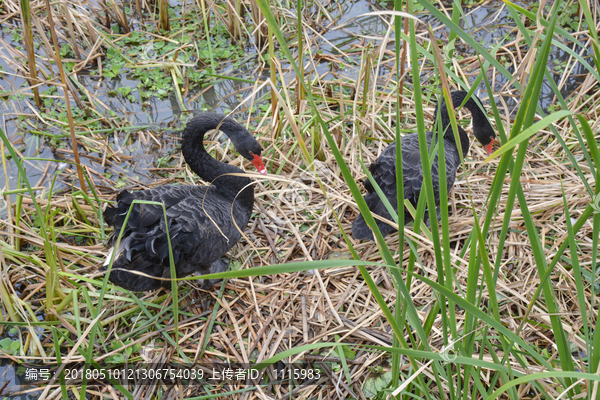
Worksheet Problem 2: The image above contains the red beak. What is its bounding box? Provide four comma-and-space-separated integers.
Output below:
484, 138, 494, 156
252, 154, 267, 175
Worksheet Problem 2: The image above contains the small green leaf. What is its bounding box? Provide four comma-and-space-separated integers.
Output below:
363, 371, 392, 398
111, 64, 121, 75
117, 87, 131, 97
0, 337, 11, 349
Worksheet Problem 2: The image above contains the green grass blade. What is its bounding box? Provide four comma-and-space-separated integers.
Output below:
483, 110, 572, 162
486, 371, 600, 400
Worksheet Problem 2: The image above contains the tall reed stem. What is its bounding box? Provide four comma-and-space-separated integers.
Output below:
296, 0, 304, 110
268, 23, 278, 131
20, 0, 41, 108
159, 0, 170, 30
43, 0, 87, 196
199, 0, 215, 74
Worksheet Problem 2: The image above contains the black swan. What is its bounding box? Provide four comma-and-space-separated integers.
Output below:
352, 91, 496, 241
101, 113, 267, 291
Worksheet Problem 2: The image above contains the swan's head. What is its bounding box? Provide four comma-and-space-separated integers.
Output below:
225, 124, 267, 175
473, 120, 496, 156
237, 139, 267, 175
249, 151, 267, 175
458, 92, 495, 156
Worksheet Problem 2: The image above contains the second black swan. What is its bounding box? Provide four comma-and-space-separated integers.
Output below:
102, 113, 267, 291
352, 91, 496, 241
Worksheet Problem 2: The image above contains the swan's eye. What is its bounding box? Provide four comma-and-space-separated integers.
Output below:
248, 151, 254, 156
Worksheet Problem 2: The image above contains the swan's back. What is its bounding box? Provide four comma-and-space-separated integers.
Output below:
103, 184, 252, 291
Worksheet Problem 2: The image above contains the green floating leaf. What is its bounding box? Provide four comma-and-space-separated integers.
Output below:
0, 337, 11, 350
117, 87, 131, 97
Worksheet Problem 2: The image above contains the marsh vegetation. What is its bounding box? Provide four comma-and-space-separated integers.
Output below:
0, 0, 599, 399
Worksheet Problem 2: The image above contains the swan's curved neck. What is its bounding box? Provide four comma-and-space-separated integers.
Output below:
434, 91, 488, 156
181, 114, 254, 203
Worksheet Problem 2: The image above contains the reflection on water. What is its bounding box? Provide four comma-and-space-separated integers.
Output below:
0, 359, 42, 399
0, 0, 586, 194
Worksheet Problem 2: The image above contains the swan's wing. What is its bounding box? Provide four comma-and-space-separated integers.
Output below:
104, 186, 183, 237
400, 132, 451, 219
103, 185, 243, 289
400, 132, 428, 207
352, 132, 435, 241
158, 187, 240, 269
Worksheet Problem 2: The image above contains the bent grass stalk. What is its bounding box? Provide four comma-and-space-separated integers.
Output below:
391, 0, 406, 392
429, 28, 465, 393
